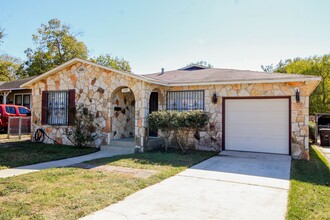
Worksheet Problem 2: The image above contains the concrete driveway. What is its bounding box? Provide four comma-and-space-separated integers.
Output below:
81, 151, 291, 220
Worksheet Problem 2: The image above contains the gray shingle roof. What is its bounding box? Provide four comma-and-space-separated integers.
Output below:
0, 76, 37, 91
142, 68, 317, 85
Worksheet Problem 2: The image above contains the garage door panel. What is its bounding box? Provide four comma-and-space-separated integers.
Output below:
226, 125, 288, 138
225, 138, 288, 154
226, 112, 288, 126
225, 98, 289, 154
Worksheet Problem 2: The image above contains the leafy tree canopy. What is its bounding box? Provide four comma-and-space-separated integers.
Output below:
0, 54, 22, 81
0, 28, 4, 46
22, 19, 88, 77
263, 55, 330, 114
90, 54, 131, 72
1, 19, 133, 79
188, 61, 213, 68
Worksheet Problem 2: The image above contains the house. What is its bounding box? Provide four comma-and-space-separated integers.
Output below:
0, 76, 36, 109
20, 58, 321, 159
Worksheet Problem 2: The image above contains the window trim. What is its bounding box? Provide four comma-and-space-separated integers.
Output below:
166, 90, 205, 111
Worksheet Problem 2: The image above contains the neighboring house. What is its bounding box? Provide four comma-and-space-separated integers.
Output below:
20, 58, 321, 159
0, 76, 36, 109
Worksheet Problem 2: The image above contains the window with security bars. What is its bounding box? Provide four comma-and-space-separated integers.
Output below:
47, 91, 69, 125
166, 90, 204, 111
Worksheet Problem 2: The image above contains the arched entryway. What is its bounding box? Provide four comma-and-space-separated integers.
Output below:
110, 87, 135, 140
149, 88, 164, 137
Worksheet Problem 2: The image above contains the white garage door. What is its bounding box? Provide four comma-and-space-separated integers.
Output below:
225, 98, 289, 154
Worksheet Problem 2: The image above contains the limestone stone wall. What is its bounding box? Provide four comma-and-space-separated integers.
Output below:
28, 60, 318, 158
30, 62, 153, 149
167, 81, 319, 159
111, 90, 135, 139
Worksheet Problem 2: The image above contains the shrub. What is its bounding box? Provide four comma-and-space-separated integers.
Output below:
149, 110, 209, 152
65, 105, 102, 148
309, 121, 316, 143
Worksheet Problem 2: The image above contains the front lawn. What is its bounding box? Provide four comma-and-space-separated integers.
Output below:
0, 150, 215, 219
0, 142, 98, 170
287, 145, 330, 219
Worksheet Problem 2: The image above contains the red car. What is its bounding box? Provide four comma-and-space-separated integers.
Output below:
0, 104, 31, 132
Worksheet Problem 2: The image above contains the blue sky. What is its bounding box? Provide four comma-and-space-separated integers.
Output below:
1, 0, 330, 74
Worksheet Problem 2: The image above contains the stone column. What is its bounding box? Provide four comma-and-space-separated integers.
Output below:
134, 86, 150, 152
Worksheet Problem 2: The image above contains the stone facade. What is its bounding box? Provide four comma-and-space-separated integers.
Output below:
28, 61, 319, 159
111, 89, 135, 139
165, 81, 318, 159
30, 62, 155, 149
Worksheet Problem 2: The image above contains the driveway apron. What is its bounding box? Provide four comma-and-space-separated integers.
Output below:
81, 151, 291, 220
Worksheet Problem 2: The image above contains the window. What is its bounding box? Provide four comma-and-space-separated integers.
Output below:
23, 95, 30, 108
14, 94, 31, 108
166, 90, 204, 111
18, 107, 30, 115
46, 91, 69, 125
5, 106, 16, 114
15, 95, 22, 105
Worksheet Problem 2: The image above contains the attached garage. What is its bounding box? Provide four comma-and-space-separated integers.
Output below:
223, 97, 290, 155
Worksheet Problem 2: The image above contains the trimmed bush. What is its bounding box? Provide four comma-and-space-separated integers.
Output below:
149, 110, 209, 152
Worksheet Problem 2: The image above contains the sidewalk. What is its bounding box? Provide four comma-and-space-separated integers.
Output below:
315, 145, 330, 163
0, 151, 121, 178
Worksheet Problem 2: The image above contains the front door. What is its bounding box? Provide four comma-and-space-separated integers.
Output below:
149, 92, 158, 137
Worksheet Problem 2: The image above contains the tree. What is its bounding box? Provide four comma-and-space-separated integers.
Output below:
0, 27, 4, 46
0, 54, 22, 81
261, 64, 274, 73
90, 54, 131, 72
22, 19, 88, 76
188, 61, 213, 68
264, 55, 330, 114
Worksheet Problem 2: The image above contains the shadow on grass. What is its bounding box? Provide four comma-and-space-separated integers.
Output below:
290, 145, 330, 186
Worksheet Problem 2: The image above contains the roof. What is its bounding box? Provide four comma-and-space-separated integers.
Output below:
0, 76, 37, 91
20, 58, 321, 88
142, 68, 322, 86
21, 58, 165, 88
178, 64, 209, 71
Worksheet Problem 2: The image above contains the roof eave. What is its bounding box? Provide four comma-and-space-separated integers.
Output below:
20, 58, 168, 88
158, 76, 322, 86
20, 58, 322, 88
0, 88, 28, 92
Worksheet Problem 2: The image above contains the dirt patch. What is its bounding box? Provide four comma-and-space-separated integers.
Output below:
0, 135, 31, 145
70, 163, 159, 179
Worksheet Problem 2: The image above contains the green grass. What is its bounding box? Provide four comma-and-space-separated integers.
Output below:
0, 150, 215, 220
287, 145, 330, 220
0, 142, 98, 170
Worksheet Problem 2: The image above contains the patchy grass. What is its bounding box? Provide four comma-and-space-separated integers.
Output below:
0, 142, 98, 170
0, 150, 215, 219
287, 145, 330, 220
0, 134, 31, 143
